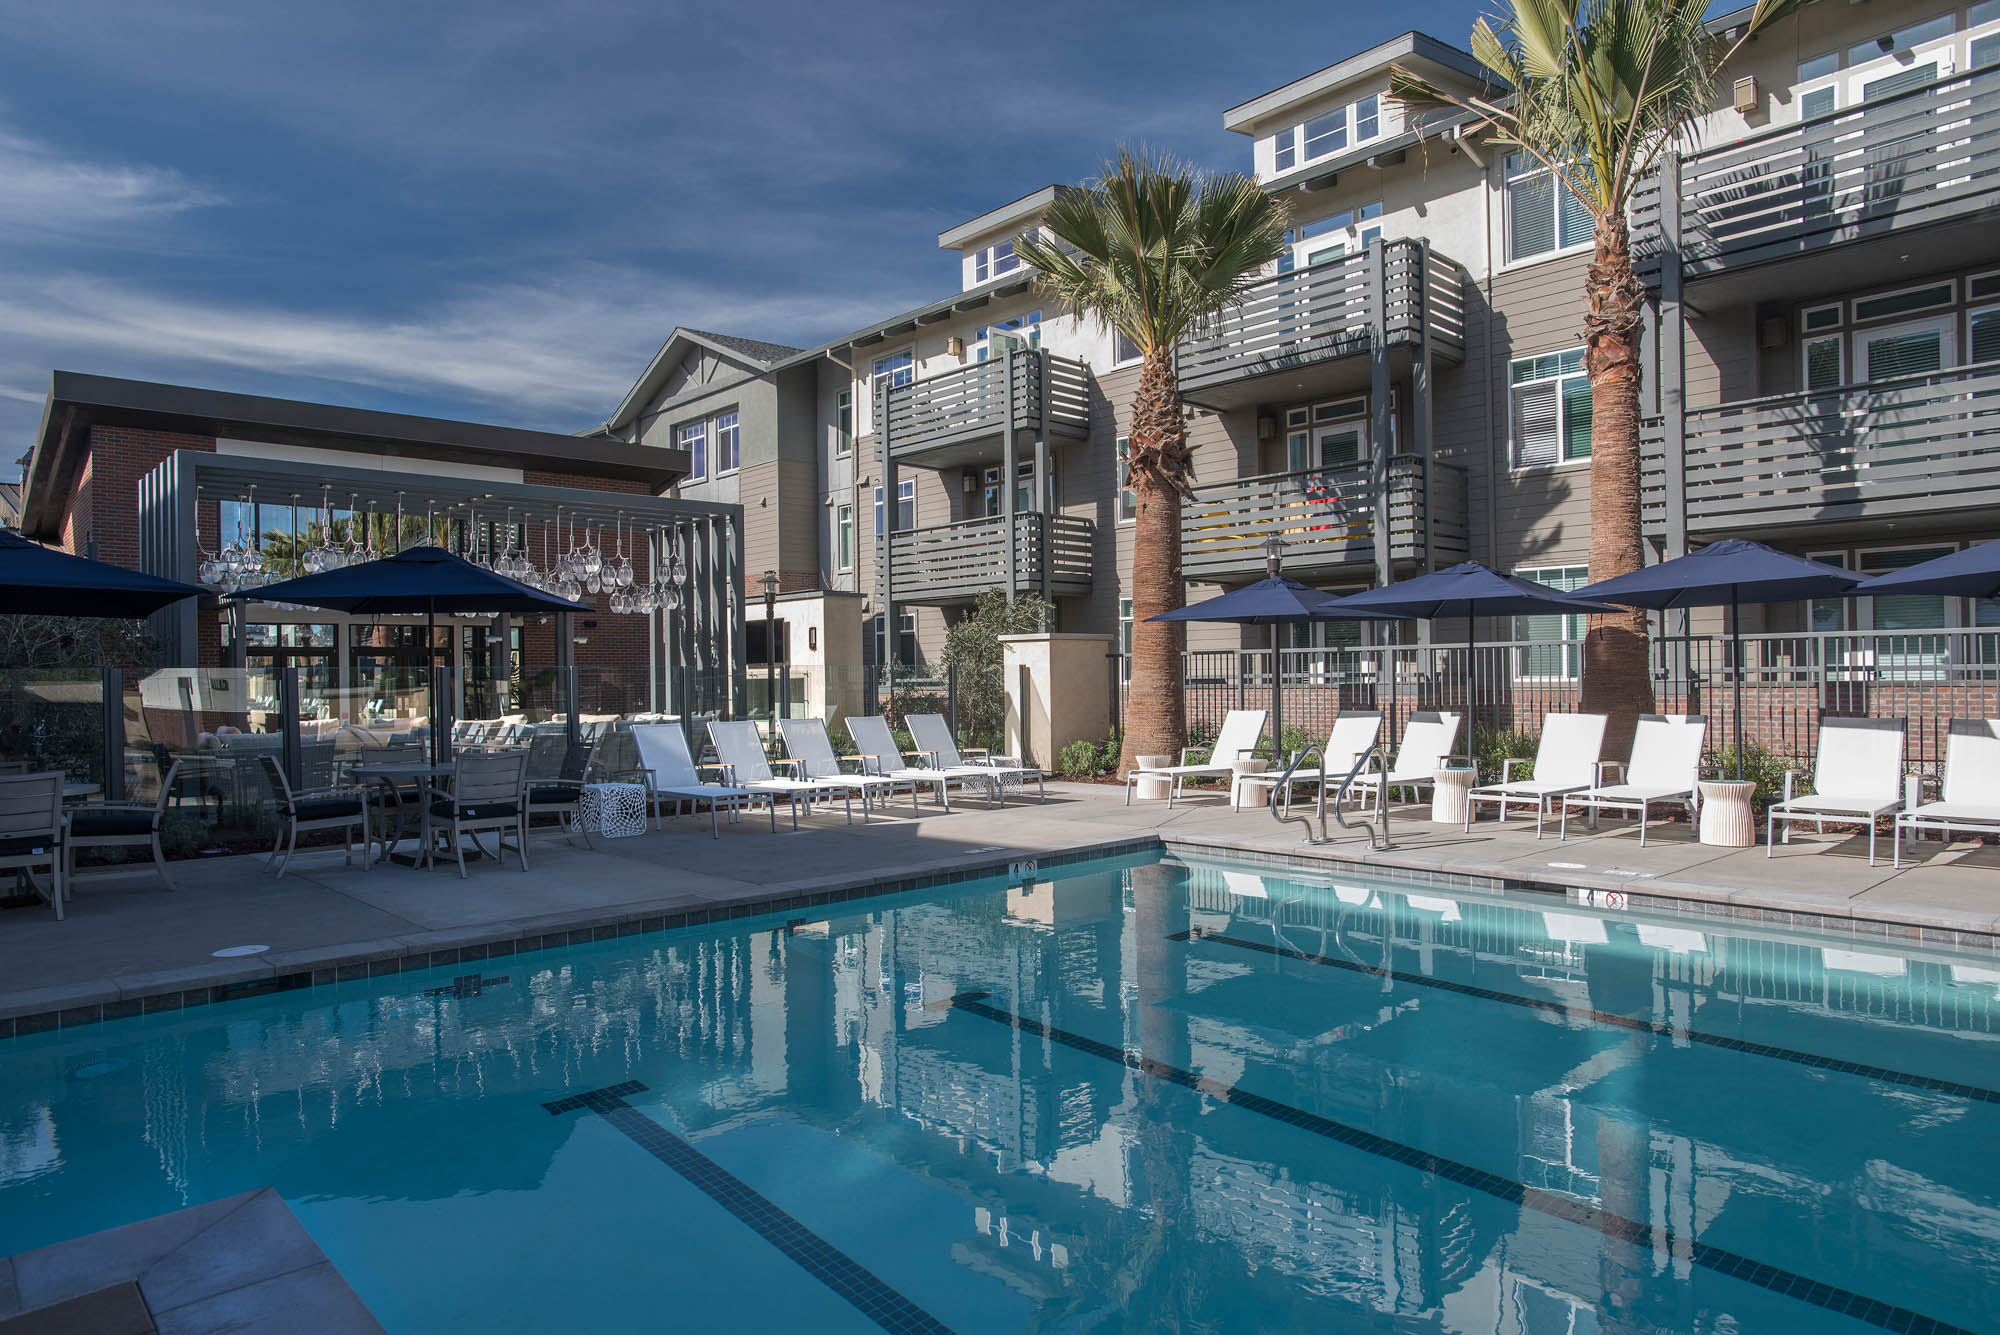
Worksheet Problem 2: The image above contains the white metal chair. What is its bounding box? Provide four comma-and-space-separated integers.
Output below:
1346, 711, 1465, 811
906, 714, 1045, 806
708, 721, 853, 828
256, 753, 372, 879
425, 749, 529, 878
844, 716, 963, 810
1124, 708, 1267, 807
66, 758, 185, 894
1767, 715, 1907, 866
620, 722, 774, 837
0, 771, 66, 919
1467, 712, 1607, 837
1895, 719, 2000, 866
1234, 711, 1381, 811
780, 718, 924, 816
1560, 715, 1707, 845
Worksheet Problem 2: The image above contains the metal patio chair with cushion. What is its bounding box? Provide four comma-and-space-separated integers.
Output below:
1467, 712, 1609, 838
708, 720, 853, 828
906, 714, 1045, 806
65, 758, 185, 894
620, 722, 774, 837
1767, 715, 1907, 866
1236, 711, 1382, 812
526, 739, 599, 849
0, 771, 66, 919
1124, 708, 1266, 807
780, 717, 924, 817
254, 753, 372, 879
1345, 711, 1466, 813
1895, 719, 2000, 866
1560, 715, 1708, 845
426, 749, 529, 878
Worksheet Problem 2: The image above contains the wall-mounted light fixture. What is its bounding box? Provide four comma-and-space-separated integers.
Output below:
1734, 76, 1759, 113
946, 336, 965, 357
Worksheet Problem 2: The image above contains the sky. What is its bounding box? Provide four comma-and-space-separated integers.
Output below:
0, 0, 1492, 460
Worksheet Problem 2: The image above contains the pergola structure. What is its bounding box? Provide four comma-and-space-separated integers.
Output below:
136, 450, 746, 719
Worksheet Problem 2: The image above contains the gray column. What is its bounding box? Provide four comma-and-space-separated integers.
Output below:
1414, 240, 1435, 573
727, 515, 748, 717
877, 377, 898, 674
1002, 342, 1019, 603
1660, 156, 1691, 656
1035, 349, 1052, 603
1368, 237, 1393, 587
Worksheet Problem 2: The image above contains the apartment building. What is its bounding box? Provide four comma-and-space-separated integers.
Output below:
604, 0, 2000, 723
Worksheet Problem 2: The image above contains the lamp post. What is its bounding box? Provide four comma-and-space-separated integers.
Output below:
759, 569, 779, 752
1263, 534, 1287, 764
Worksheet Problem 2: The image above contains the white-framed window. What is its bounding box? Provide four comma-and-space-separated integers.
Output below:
713, 408, 740, 474
1797, 51, 1842, 118
1859, 315, 1954, 380
975, 310, 1041, 360
836, 504, 854, 572
1513, 565, 1587, 679
1112, 328, 1143, 365
1504, 154, 1593, 263
871, 350, 915, 392
1809, 550, 1850, 633
1271, 93, 1382, 173
678, 419, 707, 481
835, 389, 852, 457
1510, 349, 1592, 467
1852, 281, 1954, 324
875, 610, 917, 668
1115, 437, 1136, 521
874, 480, 915, 537
1971, 303, 2000, 364
1284, 397, 1369, 471
972, 241, 1019, 284
1971, 270, 2000, 302
1804, 334, 1845, 391
1118, 597, 1133, 682
1975, 0, 2000, 67
1279, 202, 1382, 272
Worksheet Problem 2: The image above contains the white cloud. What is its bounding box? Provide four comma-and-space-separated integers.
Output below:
0, 125, 222, 242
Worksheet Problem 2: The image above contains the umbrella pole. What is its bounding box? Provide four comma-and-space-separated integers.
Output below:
1269, 621, 1283, 768
1467, 621, 1478, 758
1731, 589, 1743, 781
429, 603, 440, 770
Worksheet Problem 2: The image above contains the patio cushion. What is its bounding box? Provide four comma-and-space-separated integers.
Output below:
528, 783, 582, 806
430, 800, 520, 820
68, 809, 156, 838
0, 836, 55, 858
292, 796, 364, 822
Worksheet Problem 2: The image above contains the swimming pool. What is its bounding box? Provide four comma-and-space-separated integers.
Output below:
3, 850, 1997, 1333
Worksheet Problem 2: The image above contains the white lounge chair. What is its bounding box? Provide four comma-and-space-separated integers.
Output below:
1559, 714, 1707, 845
1767, 715, 1906, 866
1124, 708, 1267, 807
1346, 711, 1464, 812
845, 715, 964, 810
1895, 719, 2000, 867
1235, 711, 1382, 811
906, 714, 1046, 806
621, 722, 774, 837
1467, 712, 1607, 838
779, 717, 925, 816
708, 721, 854, 828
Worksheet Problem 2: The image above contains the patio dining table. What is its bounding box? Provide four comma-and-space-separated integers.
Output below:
350, 761, 454, 867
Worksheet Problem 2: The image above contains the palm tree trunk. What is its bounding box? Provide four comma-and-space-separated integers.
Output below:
1580, 213, 1654, 759
1118, 350, 1189, 775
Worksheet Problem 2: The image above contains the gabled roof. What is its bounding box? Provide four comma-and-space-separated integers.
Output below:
1222, 31, 1491, 134
605, 326, 805, 433
937, 186, 1076, 250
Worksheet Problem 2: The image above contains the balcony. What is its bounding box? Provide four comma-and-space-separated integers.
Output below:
1640, 359, 2000, 537
1174, 241, 1467, 407
1633, 64, 2000, 282
887, 512, 1096, 605
1180, 455, 1468, 584
881, 350, 1090, 466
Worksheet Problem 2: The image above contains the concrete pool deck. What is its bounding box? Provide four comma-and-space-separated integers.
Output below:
3, 781, 1997, 1036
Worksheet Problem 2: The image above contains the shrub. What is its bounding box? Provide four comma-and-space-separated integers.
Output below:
1709, 743, 1798, 814
1057, 739, 1102, 778
160, 810, 208, 858
1470, 726, 1539, 785
935, 589, 1054, 751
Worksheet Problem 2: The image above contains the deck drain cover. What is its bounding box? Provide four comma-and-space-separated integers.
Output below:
211, 944, 270, 958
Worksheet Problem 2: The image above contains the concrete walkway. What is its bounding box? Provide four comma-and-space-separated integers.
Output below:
3, 782, 1995, 1033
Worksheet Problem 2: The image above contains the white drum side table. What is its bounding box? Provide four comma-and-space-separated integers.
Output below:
1432, 767, 1478, 825
576, 782, 648, 838
1231, 759, 1272, 808
1697, 780, 1757, 847
1133, 755, 1173, 802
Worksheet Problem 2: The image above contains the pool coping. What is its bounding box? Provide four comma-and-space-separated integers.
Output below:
4, 828, 1994, 1042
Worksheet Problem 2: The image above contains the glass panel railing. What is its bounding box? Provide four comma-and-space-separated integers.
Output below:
0, 669, 106, 791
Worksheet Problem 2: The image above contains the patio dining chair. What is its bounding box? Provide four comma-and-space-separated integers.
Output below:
1767, 716, 1907, 866
620, 723, 773, 836
1466, 712, 1608, 837
527, 739, 599, 849
1560, 715, 1708, 845
0, 771, 66, 919
1895, 718, 2000, 866
425, 749, 530, 878
255, 753, 371, 879
1124, 708, 1266, 807
65, 758, 186, 895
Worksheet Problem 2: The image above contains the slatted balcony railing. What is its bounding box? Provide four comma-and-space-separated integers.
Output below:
882, 349, 1091, 461
1639, 359, 2000, 535
1179, 454, 1468, 583
1633, 63, 2000, 278
1175, 242, 1467, 397
887, 513, 1095, 604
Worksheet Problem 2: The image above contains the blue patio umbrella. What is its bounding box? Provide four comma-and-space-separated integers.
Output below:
1849, 539, 2000, 599
1575, 539, 1863, 777
239, 545, 588, 764
1320, 562, 1614, 743
1151, 575, 1404, 762
0, 528, 203, 618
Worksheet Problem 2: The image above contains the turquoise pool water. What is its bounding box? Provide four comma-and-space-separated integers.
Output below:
3, 852, 1998, 1333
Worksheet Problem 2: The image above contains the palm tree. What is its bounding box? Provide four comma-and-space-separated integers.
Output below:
1015, 151, 1287, 774
1391, 0, 1800, 747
